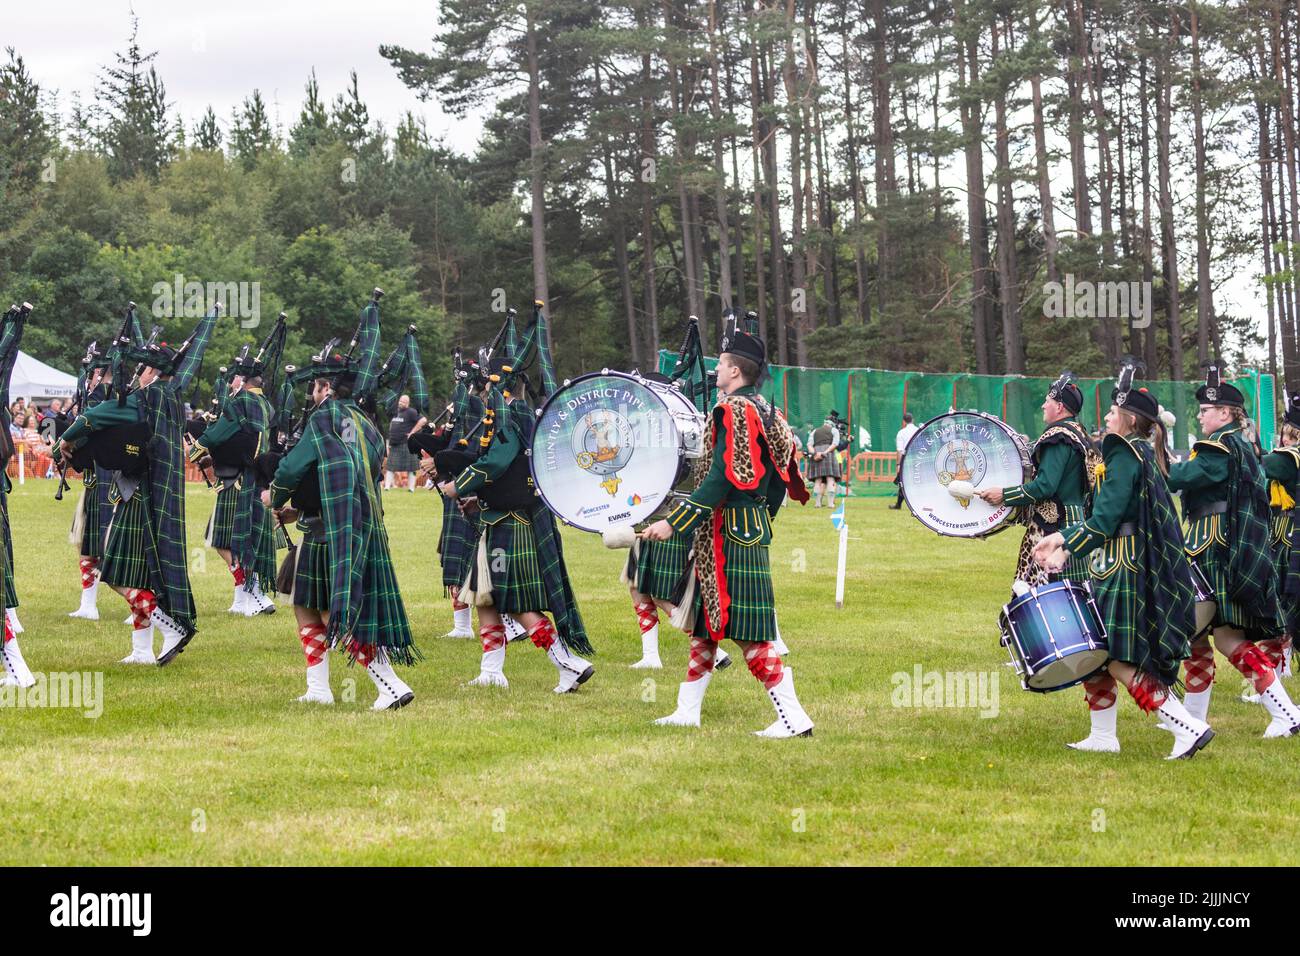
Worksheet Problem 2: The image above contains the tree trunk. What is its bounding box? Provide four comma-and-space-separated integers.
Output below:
1190, 2, 1213, 366
870, 0, 896, 315
749, 2, 767, 342
1157, 17, 1184, 380
956, 0, 992, 373
1065, 0, 1092, 238
783, 0, 809, 364
525, 9, 550, 344
709, 0, 733, 317
841, 12, 870, 325
1140, 39, 1157, 370
639, 25, 660, 360
992, 19, 1024, 373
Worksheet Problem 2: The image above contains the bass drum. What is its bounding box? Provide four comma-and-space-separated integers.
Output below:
900, 411, 1030, 538
530, 370, 705, 533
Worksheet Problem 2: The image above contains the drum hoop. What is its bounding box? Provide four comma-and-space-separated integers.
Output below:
899, 410, 1030, 539
528, 370, 687, 532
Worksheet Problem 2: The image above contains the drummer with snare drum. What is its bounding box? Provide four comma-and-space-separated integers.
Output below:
976, 371, 1095, 589
1032, 364, 1212, 760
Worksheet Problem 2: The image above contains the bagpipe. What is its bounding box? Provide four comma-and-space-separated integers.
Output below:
252, 292, 384, 513
55, 306, 154, 493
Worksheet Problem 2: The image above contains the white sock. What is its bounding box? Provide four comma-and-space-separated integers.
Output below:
453, 605, 471, 632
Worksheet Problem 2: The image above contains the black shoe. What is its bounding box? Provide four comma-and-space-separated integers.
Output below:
888, 504, 901, 510
156, 633, 194, 667
716, 655, 733, 671
385, 691, 416, 710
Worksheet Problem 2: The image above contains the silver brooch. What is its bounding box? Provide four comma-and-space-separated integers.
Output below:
1205, 387, 1217, 401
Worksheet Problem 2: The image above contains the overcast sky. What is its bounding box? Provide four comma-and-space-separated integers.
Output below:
7, 0, 1270, 363
6, 0, 488, 152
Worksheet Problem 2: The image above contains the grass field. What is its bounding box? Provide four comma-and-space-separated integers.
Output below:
2, 478, 1299, 866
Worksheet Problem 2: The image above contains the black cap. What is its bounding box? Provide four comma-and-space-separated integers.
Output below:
720, 327, 765, 368
144, 342, 180, 376
1196, 363, 1245, 408
1047, 371, 1083, 414
1113, 384, 1160, 423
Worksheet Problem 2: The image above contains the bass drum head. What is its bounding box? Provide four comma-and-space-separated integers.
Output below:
901, 411, 1029, 537
530, 372, 683, 533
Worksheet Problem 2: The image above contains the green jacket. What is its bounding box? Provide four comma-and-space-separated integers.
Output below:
1002, 416, 1089, 509
190, 386, 270, 461
1166, 424, 1234, 510
665, 385, 785, 537
61, 390, 141, 445
1061, 434, 1145, 559
451, 396, 529, 523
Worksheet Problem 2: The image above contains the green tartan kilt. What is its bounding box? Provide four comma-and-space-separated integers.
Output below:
1088, 537, 1163, 671
632, 535, 690, 601
99, 493, 152, 591
1270, 510, 1300, 634
1186, 514, 1274, 637
464, 512, 547, 613
206, 486, 237, 550
0, 504, 13, 609
440, 496, 479, 590
292, 521, 330, 611
251, 502, 277, 588
80, 481, 106, 558
351, 521, 415, 659
1, 489, 14, 608
691, 522, 777, 643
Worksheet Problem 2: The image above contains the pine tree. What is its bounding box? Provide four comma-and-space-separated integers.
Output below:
289, 69, 334, 155
231, 90, 276, 170
193, 106, 222, 152
95, 13, 171, 180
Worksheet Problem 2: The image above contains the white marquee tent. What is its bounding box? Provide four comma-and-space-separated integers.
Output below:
8, 350, 77, 402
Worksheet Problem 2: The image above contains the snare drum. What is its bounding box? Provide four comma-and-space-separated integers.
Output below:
530, 370, 706, 533
900, 411, 1031, 537
998, 581, 1109, 692
1189, 559, 1216, 640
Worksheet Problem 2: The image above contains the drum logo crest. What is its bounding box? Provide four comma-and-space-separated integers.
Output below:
935, 434, 986, 508
572, 408, 636, 496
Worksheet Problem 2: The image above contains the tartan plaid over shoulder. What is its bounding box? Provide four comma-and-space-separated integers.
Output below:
137, 382, 197, 635
1107, 434, 1196, 686
306, 398, 416, 663
505, 393, 592, 655
1220, 431, 1285, 635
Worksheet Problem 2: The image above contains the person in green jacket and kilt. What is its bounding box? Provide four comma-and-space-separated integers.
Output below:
1034, 370, 1211, 759
189, 348, 278, 617
1164, 367, 1300, 738
267, 301, 419, 711
442, 353, 595, 693
1250, 397, 1300, 703
58, 309, 221, 666
977, 371, 1094, 587
642, 324, 813, 737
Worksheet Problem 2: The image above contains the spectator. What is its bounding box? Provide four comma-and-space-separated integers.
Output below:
21, 413, 52, 479
890, 413, 919, 510
385, 394, 422, 492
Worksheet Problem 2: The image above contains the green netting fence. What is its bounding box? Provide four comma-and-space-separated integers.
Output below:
658, 350, 1276, 497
